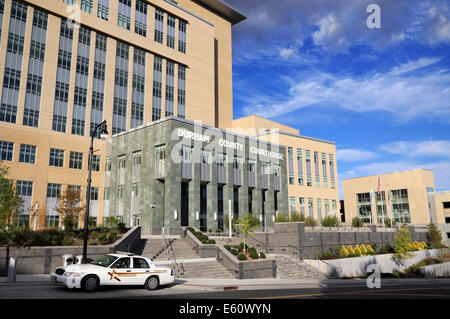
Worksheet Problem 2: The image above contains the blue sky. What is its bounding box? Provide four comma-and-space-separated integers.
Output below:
226, 0, 450, 198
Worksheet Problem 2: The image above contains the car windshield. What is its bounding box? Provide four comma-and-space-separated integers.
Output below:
90, 255, 119, 267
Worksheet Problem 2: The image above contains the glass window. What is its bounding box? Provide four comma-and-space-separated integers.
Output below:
49, 148, 64, 167
19, 144, 36, 164
16, 180, 33, 196
133, 257, 150, 269
0, 141, 14, 161
80, 0, 93, 13
111, 257, 130, 268
91, 155, 101, 172
97, 0, 109, 20
69, 151, 83, 169
47, 183, 62, 198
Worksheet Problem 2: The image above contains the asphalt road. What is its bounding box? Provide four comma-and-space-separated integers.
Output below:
1, 278, 450, 299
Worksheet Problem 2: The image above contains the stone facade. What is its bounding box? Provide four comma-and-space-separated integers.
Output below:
107, 117, 289, 235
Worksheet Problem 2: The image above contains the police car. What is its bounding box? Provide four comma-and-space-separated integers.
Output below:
50, 253, 174, 292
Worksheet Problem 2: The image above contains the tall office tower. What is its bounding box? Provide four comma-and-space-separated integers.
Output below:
0, 0, 245, 228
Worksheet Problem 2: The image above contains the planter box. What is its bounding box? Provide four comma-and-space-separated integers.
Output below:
184, 229, 216, 258
305, 249, 440, 278
216, 245, 276, 279
421, 261, 450, 278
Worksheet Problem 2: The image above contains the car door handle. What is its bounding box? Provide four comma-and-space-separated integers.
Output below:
126, 270, 131, 272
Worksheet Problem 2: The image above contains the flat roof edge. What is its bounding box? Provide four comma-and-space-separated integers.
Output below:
342, 169, 435, 181
192, 0, 246, 25
111, 116, 286, 149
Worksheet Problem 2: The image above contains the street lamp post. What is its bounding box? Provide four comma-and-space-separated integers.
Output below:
82, 120, 108, 264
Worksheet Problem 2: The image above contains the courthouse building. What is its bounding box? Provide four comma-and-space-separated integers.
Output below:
232, 116, 340, 222
0, 0, 245, 228
105, 116, 288, 234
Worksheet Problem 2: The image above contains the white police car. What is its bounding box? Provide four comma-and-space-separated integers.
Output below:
50, 253, 174, 292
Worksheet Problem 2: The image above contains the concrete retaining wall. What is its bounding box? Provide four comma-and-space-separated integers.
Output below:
420, 261, 450, 278
216, 245, 276, 279
0, 226, 142, 275
261, 222, 428, 259
305, 249, 440, 278
183, 228, 217, 258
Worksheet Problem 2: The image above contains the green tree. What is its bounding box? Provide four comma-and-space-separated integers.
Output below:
392, 225, 414, 266
428, 222, 444, 249
54, 188, 85, 232
0, 162, 23, 230
234, 213, 260, 255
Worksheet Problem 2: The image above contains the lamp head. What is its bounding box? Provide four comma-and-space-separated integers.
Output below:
100, 121, 109, 140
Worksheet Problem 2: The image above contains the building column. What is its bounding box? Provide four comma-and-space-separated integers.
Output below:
207, 159, 218, 231
189, 162, 201, 230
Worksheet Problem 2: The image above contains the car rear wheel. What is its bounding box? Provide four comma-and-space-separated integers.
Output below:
82, 275, 99, 292
145, 276, 159, 290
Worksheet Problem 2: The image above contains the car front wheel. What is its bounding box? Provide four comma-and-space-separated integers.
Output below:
145, 276, 159, 290
81, 275, 99, 292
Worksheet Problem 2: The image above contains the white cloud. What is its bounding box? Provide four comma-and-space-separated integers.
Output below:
379, 140, 450, 158
389, 57, 441, 75
229, 0, 450, 54
241, 57, 450, 124
336, 148, 377, 162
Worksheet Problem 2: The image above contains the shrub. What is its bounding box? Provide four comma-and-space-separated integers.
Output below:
230, 248, 238, 255
360, 244, 368, 255
237, 254, 247, 261
339, 245, 349, 258
318, 250, 332, 259
347, 245, 355, 255
238, 242, 248, 252
108, 229, 118, 243
305, 216, 318, 227
352, 216, 364, 227
249, 251, 259, 260
321, 215, 340, 227
275, 214, 290, 223
354, 245, 362, 257
98, 230, 109, 245
366, 245, 375, 255
428, 222, 444, 249
224, 245, 231, 251
290, 212, 306, 222
117, 222, 127, 233
248, 247, 257, 255
259, 252, 266, 259
207, 239, 216, 244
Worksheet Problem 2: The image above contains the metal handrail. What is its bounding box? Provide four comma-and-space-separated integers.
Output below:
161, 232, 184, 278
287, 244, 342, 277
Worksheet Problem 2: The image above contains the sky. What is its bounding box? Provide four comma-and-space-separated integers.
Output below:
225, 0, 450, 199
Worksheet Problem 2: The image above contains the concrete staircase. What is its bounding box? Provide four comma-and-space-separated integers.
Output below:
140, 237, 199, 261
138, 236, 235, 279
179, 260, 236, 279
269, 254, 326, 280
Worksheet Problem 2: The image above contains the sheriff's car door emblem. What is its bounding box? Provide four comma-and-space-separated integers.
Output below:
108, 269, 121, 281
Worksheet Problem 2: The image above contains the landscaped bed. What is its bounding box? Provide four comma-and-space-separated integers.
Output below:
316, 241, 429, 260
223, 243, 266, 261
0, 226, 128, 247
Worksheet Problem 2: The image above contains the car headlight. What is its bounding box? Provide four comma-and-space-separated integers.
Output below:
64, 272, 81, 277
